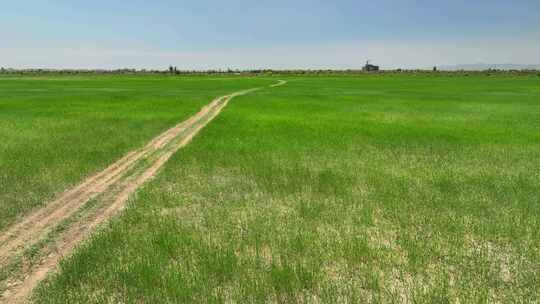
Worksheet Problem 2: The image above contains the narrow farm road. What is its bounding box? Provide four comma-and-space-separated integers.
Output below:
270, 80, 287, 87
0, 81, 286, 303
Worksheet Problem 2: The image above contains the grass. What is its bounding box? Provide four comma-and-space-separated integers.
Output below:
12, 74, 540, 303
0, 75, 271, 229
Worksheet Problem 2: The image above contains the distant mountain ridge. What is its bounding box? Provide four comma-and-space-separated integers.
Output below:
438, 63, 540, 71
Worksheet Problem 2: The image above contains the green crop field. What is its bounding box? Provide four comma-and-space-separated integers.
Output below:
0, 75, 270, 230
1, 74, 539, 303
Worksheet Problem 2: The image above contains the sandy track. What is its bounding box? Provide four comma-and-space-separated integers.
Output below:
0, 82, 284, 303
270, 80, 287, 87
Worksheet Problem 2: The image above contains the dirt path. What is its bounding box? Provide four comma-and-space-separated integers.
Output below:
270, 80, 287, 87
0, 82, 285, 303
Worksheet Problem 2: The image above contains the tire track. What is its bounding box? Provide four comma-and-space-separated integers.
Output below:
0, 81, 285, 303
270, 80, 287, 87
0, 90, 237, 261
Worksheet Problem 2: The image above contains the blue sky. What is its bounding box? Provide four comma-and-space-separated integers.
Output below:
2, 0, 539, 69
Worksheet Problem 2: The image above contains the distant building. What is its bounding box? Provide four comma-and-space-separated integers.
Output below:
362, 61, 379, 72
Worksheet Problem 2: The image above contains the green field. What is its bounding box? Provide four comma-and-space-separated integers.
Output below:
1, 74, 539, 303
0, 75, 271, 230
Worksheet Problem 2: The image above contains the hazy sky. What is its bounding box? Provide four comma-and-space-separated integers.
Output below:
2, 0, 539, 70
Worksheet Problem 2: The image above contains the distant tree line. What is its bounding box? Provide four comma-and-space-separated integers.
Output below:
1, 67, 539, 77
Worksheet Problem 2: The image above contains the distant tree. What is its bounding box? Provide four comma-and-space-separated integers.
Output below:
433, 66, 437, 72
169, 66, 174, 73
